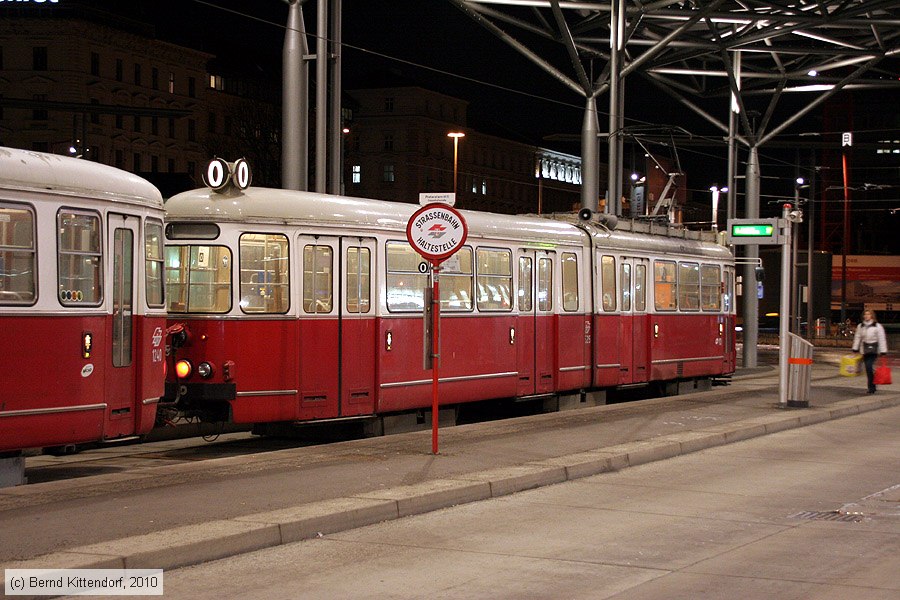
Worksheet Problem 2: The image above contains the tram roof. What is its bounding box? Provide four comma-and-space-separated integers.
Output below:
166, 186, 732, 261
0, 146, 162, 207
165, 186, 587, 246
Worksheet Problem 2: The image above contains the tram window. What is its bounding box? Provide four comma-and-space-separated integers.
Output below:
634, 264, 646, 312
678, 262, 700, 311
621, 262, 632, 312
517, 256, 533, 312
240, 233, 289, 314
165, 222, 220, 240
145, 219, 165, 308
386, 242, 427, 312
561, 252, 578, 312
439, 247, 473, 312
302, 245, 333, 314
654, 260, 676, 311
0, 203, 36, 305
58, 210, 102, 306
600, 255, 616, 312
165, 245, 232, 313
537, 257, 552, 312
346, 246, 371, 314
476, 248, 512, 312
701, 264, 721, 311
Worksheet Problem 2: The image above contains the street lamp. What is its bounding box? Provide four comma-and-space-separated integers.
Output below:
447, 132, 465, 196
709, 185, 728, 231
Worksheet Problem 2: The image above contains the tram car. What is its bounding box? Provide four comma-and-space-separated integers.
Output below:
161, 163, 736, 431
0, 147, 167, 454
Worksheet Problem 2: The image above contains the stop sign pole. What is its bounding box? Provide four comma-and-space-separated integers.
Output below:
406, 203, 468, 454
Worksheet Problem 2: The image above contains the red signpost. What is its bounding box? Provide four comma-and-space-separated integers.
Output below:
406, 203, 468, 454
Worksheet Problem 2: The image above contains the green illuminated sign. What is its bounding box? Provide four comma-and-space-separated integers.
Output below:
731, 224, 774, 237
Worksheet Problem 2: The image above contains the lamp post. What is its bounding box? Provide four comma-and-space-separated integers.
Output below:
447, 132, 465, 197
709, 185, 728, 231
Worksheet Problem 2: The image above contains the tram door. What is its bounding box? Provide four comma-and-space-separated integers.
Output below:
297, 235, 376, 420
631, 258, 650, 384
516, 250, 555, 396
106, 214, 138, 437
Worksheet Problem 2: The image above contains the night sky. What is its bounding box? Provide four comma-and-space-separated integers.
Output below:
19, 1, 900, 213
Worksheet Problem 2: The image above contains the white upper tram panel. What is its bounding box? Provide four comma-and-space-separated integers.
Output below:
0, 146, 163, 207
164, 186, 588, 248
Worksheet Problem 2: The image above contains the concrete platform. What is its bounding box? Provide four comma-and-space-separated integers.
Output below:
1, 361, 897, 596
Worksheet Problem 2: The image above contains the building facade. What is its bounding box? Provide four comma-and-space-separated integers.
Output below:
344, 87, 583, 215
0, 2, 277, 194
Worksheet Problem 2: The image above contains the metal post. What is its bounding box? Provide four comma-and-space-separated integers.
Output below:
806, 151, 816, 337
328, 0, 342, 194
581, 96, 599, 212
281, 0, 308, 191
607, 0, 624, 215
840, 149, 850, 323
431, 263, 441, 455
792, 184, 800, 334
315, 0, 328, 193
742, 146, 760, 368
779, 203, 792, 406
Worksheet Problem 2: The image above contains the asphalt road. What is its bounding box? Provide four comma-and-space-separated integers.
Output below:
152, 404, 900, 600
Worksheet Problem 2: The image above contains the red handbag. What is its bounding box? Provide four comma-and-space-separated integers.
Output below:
873, 357, 892, 385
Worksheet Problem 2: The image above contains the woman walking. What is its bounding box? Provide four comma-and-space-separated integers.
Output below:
852, 309, 888, 393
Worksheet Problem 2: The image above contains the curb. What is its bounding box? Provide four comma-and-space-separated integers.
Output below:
3, 393, 898, 594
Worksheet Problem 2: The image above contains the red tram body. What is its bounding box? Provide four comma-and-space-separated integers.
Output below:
0, 147, 166, 453
162, 183, 736, 428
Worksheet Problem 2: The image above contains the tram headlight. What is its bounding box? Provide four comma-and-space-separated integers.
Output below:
197, 362, 214, 379
175, 359, 193, 379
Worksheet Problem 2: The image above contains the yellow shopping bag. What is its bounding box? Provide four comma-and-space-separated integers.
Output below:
839, 353, 863, 377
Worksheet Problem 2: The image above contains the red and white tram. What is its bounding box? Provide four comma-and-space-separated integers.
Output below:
0, 147, 167, 454
162, 177, 735, 429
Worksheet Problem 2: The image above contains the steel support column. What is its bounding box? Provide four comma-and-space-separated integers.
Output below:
282, 0, 309, 191
328, 0, 342, 195
315, 0, 328, 193
743, 146, 760, 369
607, 0, 624, 215
581, 96, 599, 212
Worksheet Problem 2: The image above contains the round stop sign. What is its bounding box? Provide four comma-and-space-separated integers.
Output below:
406, 204, 468, 263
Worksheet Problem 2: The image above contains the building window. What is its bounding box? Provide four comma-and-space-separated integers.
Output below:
187, 161, 196, 178
32, 95, 47, 121
209, 74, 225, 91
115, 149, 124, 168
384, 97, 394, 112
383, 164, 395, 183
352, 165, 361, 184
168, 158, 175, 173
151, 67, 159, 90
90, 52, 99, 76
134, 63, 142, 86
224, 115, 232, 135
115, 58, 123, 81
116, 114, 123, 129
151, 155, 159, 173
208, 112, 216, 134
188, 119, 196, 142
151, 116, 158, 135
33, 47, 47, 71
168, 118, 175, 138
133, 153, 141, 171
383, 133, 394, 151
168, 72, 175, 94
90, 99, 99, 124
133, 115, 142, 133
188, 77, 196, 98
